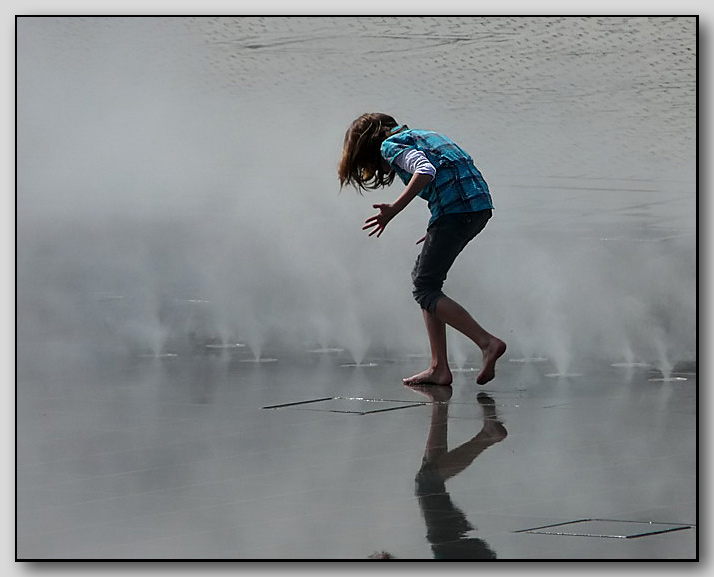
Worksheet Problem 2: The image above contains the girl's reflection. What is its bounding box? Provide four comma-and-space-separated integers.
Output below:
409, 385, 507, 559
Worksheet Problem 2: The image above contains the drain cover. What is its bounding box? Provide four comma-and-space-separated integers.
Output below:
262, 397, 424, 415
514, 518, 692, 539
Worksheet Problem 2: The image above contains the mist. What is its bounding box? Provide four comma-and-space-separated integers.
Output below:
16, 17, 696, 375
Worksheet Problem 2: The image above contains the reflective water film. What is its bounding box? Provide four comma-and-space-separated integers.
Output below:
17, 353, 696, 559
17, 16, 696, 560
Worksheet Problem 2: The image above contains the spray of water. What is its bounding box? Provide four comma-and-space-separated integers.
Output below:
17, 17, 696, 375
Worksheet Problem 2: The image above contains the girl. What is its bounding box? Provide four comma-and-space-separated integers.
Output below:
338, 113, 506, 386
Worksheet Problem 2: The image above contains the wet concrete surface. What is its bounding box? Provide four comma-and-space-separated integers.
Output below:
17, 347, 696, 559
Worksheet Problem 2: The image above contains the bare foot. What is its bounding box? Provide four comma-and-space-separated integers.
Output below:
476, 393, 508, 441
405, 382, 453, 402
476, 338, 507, 385
479, 419, 508, 443
403, 366, 453, 386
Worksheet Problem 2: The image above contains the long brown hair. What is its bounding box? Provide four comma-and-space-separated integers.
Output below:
338, 113, 403, 191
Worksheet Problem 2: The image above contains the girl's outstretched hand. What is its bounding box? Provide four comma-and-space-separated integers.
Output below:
363, 203, 399, 238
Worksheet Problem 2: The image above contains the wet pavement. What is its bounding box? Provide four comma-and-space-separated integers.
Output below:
17, 347, 696, 559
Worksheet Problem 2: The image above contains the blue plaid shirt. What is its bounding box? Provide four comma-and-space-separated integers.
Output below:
380, 128, 493, 226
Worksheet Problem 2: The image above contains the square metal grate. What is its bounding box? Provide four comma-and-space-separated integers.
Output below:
514, 518, 693, 539
261, 396, 425, 415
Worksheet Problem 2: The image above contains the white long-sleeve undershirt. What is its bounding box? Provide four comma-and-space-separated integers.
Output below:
392, 149, 437, 178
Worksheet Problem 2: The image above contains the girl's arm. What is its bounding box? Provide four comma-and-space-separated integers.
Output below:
391, 171, 434, 213
363, 150, 435, 238
363, 172, 433, 237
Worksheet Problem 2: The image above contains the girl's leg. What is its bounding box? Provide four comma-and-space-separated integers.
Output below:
404, 309, 453, 385
433, 297, 507, 385
406, 383, 453, 462
408, 211, 506, 386
432, 393, 508, 481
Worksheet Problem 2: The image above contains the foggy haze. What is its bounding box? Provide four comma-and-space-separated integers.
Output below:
16, 16, 696, 375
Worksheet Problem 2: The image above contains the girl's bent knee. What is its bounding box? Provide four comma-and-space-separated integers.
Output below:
413, 286, 444, 314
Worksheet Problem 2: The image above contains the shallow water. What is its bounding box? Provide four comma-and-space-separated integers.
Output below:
17, 350, 696, 559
